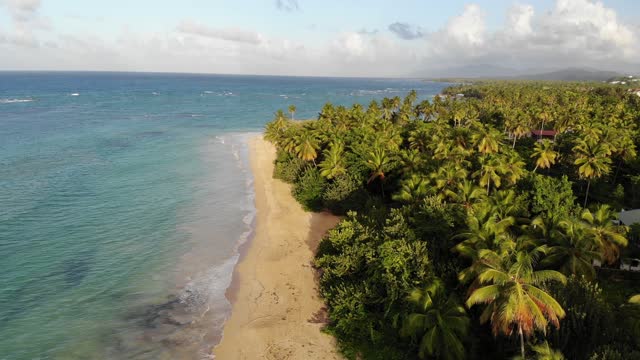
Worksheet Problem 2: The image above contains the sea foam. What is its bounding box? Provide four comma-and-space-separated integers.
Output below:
0, 98, 33, 104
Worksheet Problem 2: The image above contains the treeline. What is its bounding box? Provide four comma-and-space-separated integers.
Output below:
264, 83, 640, 359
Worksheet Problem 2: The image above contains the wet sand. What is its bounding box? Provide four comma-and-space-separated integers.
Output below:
213, 135, 342, 359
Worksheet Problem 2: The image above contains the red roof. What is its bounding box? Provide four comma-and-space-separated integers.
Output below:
531, 130, 557, 136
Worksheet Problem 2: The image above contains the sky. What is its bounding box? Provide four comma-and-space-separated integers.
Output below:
0, 0, 639, 77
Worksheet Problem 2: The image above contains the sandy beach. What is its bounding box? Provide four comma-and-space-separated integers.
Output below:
213, 136, 342, 359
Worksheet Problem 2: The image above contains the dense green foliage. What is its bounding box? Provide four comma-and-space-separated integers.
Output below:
264, 82, 640, 359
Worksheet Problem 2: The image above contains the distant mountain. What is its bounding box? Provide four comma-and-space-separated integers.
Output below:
425, 64, 521, 79
516, 68, 621, 81
425, 66, 623, 82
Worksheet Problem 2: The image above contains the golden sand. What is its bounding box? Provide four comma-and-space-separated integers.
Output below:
213, 136, 341, 359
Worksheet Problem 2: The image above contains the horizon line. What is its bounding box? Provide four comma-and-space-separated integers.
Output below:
0, 69, 435, 81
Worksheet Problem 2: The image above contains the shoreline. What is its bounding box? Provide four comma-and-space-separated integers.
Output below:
213, 135, 341, 359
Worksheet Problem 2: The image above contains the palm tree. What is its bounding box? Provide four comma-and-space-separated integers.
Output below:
399, 149, 424, 174
572, 139, 612, 207
280, 126, 299, 154
513, 341, 565, 360
537, 108, 553, 139
264, 110, 289, 144
505, 109, 531, 148
391, 96, 402, 111
431, 164, 468, 200
405, 90, 418, 107
434, 138, 472, 168
294, 129, 319, 162
485, 189, 523, 220
531, 140, 559, 172
452, 104, 467, 128
449, 180, 486, 210
466, 246, 567, 359
472, 126, 502, 155
504, 152, 526, 186
393, 175, 430, 203
474, 155, 508, 194
581, 205, 628, 265
611, 133, 637, 184
318, 103, 335, 121
319, 141, 346, 179
401, 280, 470, 360
288, 104, 297, 120
395, 103, 413, 125
416, 99, 433, 121
380, 124, 403, 151
381, 98, 394, 120
408, 123, 431, 152
363, 141, 392, 196
540, 218, 601, 279
454, 203, 517, 284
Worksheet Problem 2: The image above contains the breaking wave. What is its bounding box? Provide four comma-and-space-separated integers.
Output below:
0, 98, 34, 104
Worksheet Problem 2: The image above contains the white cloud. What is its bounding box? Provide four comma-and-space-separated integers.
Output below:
0, 0, 49, 47
506, 4, 534, 37
0, 0, 638, 76
325, 31, 420, 76
176, 20, 264, 45
2, 0, 40, 21
443, 4, 486, 47
332, 32, 367, 58
418, 0, 639, 74
536, 0, 635, 55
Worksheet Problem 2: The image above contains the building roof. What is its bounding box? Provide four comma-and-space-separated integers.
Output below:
619, 209, 640, 226
531, 129, 558, 137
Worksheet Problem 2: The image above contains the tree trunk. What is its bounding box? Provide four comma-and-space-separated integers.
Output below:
519, 324, 526, 360
539, 120, 545, 140
533, 164, 538, 173
512, 135, 517, 149
487, 180, 491, 195
583, 180, 591, 208
613, 158, 623, 184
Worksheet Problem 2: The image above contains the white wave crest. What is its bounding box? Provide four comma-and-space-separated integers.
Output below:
202, 91, 235, 97
242, 211, 255, 227
0, 98, 33, 104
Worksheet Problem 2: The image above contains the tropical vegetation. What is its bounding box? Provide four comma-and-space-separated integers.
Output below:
264, 81, 640, 359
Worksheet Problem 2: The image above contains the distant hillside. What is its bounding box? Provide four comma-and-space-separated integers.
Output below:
426, 66, 623, 82
516, 68, 621, 81
426, 64, 521, 79
606, 75, 640, 85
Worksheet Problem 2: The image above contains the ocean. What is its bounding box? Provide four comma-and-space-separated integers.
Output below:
0, 72, 448, 359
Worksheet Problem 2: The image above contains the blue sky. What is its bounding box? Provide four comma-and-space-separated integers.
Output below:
1, 0, 639, 76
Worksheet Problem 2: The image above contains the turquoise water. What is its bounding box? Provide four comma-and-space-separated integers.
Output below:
0, 72, 448, 359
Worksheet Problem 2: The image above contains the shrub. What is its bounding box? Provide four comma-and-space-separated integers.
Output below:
315, 210, 431, 359
588, 345, 640, 360
525, 173, 577, 216
292, 167, 327, 211
273, 150, 306, 183
548, 276, 616, 359
322, 173, 368, 215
